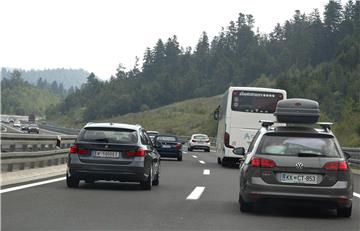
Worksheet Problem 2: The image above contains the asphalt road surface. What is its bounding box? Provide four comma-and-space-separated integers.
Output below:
2, 150, 360, 231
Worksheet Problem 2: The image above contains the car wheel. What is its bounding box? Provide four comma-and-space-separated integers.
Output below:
140, 167, 152, 190
188, 147, 192, 151
221, 158, 227, 167
66, 172, 79, 188
177, 155, 183, 161
217, 157, 221, 164
337, 205, 352, 217
239, 194, 253, 212
153, 167, 160, 186
205, 148, 210, 152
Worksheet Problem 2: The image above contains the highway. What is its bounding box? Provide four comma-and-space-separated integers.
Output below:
1, 150, 359, 230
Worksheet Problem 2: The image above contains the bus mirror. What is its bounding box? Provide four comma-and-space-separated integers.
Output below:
232, 147, 245, 156
213, 106, 220, 120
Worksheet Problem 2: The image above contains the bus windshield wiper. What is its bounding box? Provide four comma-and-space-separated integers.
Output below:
297, 152, 326, 157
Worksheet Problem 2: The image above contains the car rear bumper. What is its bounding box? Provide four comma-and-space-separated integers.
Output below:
67, 155, 148, 182
241, 177, 353, 208
189, 145, 210, 149
157, 149, 182, 158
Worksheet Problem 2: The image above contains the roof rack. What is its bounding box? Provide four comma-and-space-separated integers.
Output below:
259, 120, 275, 128
317, 122, 333, 132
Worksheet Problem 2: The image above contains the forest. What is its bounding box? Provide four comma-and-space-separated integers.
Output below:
2, 1, 359, 146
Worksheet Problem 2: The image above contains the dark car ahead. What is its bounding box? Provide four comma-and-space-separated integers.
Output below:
27, 124, 39, 134
66, 123, 161, 190
234, 99, 353, 217
154, 134, 183, 161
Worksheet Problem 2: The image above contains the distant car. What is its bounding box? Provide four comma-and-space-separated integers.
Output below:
66, 122, 161, 190
21, 124, 29, 131
235, 99, 353, 217
154, 134, 183, 161
146, 130, 159, 143
188, 134, 211, 152
13, 121, 21, 128
27, 124, 40, 134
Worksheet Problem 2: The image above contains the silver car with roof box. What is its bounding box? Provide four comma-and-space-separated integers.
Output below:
234, 98, 353, 217
66, 122, 160, 190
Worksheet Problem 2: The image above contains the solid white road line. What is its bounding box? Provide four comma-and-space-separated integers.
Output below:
203, 169, 210, 175
354, 192, 360, 198
199, 160, 206, 164
0, 177, 66, 194
192, 155, 198, 158
186, 186, 205, 200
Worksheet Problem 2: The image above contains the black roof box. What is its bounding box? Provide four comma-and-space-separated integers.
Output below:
274, 98, 320, 123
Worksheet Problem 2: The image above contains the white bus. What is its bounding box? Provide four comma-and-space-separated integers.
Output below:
214, 87, 287, 166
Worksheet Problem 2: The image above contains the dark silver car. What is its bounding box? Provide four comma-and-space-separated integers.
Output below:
66, 123, 161, 190
234, 122, 353, 217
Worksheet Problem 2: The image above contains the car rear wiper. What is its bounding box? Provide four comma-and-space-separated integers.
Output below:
94, 138, 109, 143
297, 152, 326, 157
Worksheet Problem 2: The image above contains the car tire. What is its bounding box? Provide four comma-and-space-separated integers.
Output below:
221, 158, 227, 167
188, 147, 192, 152
153, 169, 160, 186
217, 157, 221, 164
140, 167, 152, 190
239, 194, 253, 212
337, 205, 352, 217
177, 155, 183, 161
66, 173, 79, 188
205, 148, 210, 152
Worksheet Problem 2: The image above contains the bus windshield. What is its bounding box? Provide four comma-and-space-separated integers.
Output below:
231, 91, 284, 113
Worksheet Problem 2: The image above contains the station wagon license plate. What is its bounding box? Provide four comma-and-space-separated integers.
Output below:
162, 145, 171, 148
279, 173, 318, 184
94, 151, 120, 158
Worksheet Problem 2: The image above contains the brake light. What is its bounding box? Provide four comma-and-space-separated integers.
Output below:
69, 145, 77, 154
127, 148, 146, 157
251, 157, 276, 168
176, 143, 182, 150
69, 145, 89, 155
224, 132, 234, 148
323, 161, 348, 171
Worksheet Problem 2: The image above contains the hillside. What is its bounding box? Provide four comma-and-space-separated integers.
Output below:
1, 71, 60, 116
1, 67, 89, 89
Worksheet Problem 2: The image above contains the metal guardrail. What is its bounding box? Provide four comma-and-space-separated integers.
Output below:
1, 133, 77, 152
1, 149, 69, 172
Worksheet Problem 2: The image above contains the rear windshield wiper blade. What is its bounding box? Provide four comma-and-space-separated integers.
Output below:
94, 138, 109, 143
297, 152, 326, 157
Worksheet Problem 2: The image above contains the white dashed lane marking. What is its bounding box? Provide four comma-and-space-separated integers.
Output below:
203, 169, 210, 175
186, 186, 205, 200
354, 192, 360, 198
199, 160, 206, 164
192, 155, 198, 158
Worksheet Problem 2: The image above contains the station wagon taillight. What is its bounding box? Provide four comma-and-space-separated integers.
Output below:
69, 145, 89, 155
323, 161, 348, 171
127, 148, 146, 157
176, 143, 182, 150
251, 157, 276, 168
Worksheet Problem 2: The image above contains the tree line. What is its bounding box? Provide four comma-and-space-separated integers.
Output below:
45, 0, 359, 145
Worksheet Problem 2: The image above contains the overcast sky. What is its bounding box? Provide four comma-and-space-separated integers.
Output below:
0, 0, 331, 80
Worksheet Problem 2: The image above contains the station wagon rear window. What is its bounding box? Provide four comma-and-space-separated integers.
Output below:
231, 91, 284, 113
78, 127, 138, 144
257, 134, 340, 157
156, 136, 177, 142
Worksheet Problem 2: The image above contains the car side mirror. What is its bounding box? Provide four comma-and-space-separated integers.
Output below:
232, 147, 245, 156
343, 151, 351, 160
